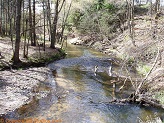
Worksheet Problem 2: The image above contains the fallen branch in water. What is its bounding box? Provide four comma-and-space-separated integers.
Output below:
91, 93, 164, 109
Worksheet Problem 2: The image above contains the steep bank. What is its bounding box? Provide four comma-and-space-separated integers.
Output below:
68, 13, 164, 106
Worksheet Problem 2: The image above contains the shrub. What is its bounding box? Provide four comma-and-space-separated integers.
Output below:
68, 1, 127, 38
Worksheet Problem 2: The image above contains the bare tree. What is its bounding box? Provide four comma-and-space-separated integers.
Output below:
32, 0, 36, 46
42, 0, 46, 51
29, 0, 33, 46
60, 0, 72, 48
127, 0, 136, 46
155, 0, 160, 13
12, 0, 23, 64
50, 0, 65, 48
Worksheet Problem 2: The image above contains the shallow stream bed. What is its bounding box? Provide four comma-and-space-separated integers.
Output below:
0, 44, 164, 123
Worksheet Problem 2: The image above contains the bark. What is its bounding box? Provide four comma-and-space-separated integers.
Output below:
50, 0, 59, 48
22, 0, 24, 37
131, 0, 135, 46
13, 0, 22, 64
61, 1, 72, 48
46, 0, 52, 42
9, 0, 14, 52
32, 0, 36, 46
5, 6, 8, 35
0, 0, 4, 36
155, 0, 160, 13
50, 0, 65, 48
0, 0, 2, 35
29, 0, 33, 46
126, 0, 136, 47
43, 0, 45, 51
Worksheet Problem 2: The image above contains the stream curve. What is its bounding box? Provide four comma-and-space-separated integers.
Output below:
1, 44, 164, 123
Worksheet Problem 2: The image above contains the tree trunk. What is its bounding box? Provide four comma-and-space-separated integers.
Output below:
43, 0, 46, 51
22, 0, 24, 37
50, 0, 59, 48
60, 1, 72, 48
50, 0, 65, 48
32, 0, 36, 46
131, 0, 135, 46
29, 0, 33, 46
46, 0, 52, 42
1, 0, 4, 36
9, 0, 14, 52
0, 0, 2, 35
13, 0, 22, 64
127, 0, 136, 47
155, 0, 160, 13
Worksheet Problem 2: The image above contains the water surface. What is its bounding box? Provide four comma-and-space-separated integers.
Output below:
1, 44, 164, 123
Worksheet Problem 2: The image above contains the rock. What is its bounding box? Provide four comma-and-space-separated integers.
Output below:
69, 37, 83, 45
92, 42, 104, 51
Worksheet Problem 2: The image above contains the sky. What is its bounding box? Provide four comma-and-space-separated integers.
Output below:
35, 0, 164, 13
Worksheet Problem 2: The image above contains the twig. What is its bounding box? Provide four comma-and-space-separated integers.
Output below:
119, 77, 127, 91
125, 66, 136, 89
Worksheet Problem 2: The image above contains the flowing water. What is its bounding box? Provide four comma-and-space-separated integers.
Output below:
1, 44, 164, 123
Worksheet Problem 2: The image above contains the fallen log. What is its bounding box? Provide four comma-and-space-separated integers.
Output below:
90, 93, 164, 110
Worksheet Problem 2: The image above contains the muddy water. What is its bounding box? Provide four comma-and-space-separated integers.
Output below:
1, 44, 164, 123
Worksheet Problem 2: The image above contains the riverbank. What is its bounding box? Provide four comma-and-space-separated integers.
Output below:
0, 37, 66, 70
0, 37, 66, 115
0, 67, 51, 115
68, 14, 164, 106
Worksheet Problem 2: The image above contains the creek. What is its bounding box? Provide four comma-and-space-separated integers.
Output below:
1, 44, 164, 123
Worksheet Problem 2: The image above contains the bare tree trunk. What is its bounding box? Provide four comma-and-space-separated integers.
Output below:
61, 1, 72, 48
23, 18, 28, 58
50, 0, 65, 48
1, 1, 4, 36
127, 0, 136, 47
155, 0, 160, 13
50, 0, 59, 48
9, 0, 14, 52
43, 0, 46, 51
131, 0, 136, 46
22, 0, 25, 37
46, 0, 52, 42
32, 0, 36, 46
29, 0, 33, 46
13, 0, 22, 64
0, 0, 2, 35
5, 6, 8, 35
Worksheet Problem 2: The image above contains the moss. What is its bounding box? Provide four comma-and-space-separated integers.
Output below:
28, 49, 66, 65
0, 49, 66, 70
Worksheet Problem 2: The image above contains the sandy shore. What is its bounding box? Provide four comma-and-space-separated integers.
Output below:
0, 67, 51, 115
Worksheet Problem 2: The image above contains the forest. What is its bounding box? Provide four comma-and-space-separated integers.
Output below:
0, 0, 164, 123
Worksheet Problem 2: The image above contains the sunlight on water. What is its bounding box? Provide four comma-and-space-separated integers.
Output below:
1, 44, 164, 123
